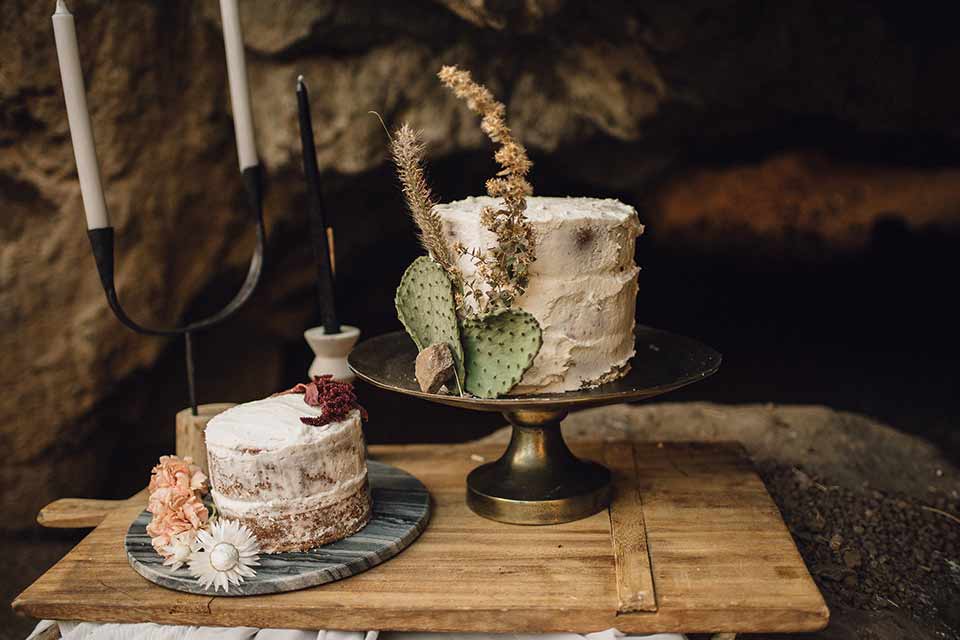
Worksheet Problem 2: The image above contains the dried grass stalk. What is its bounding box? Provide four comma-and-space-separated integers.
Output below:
438, 65, 535, 314
390, 123, 461, 291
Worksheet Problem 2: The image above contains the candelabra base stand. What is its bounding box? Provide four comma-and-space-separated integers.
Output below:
175, 403, 236, 475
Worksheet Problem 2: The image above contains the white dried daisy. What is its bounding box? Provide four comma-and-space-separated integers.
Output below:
188, 519, 260, 592
160, 531, 197, 571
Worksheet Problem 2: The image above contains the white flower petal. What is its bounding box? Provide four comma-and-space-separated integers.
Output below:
196, 529, 215, 550
187, 518, 260, 592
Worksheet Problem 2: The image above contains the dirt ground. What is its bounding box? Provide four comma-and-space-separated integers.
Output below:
752, 463, 960, 640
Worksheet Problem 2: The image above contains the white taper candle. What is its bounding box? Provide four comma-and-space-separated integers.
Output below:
51, 0, 110, 230
218, 0, 258, 170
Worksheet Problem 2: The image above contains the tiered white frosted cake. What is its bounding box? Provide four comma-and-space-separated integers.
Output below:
205, 386, 371, 553
391, 66, 646, 399
437, 196, 643, 394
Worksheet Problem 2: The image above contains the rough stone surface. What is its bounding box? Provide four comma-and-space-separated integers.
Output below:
651, 152, 960, 255
545, 403, 960, 498
3, 0, 960, 532
479, 403, 960, 640
415, 342, 455, 394
1, 0, 242, 532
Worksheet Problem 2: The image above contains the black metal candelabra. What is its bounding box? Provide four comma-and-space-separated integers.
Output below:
86, 165, 266, 415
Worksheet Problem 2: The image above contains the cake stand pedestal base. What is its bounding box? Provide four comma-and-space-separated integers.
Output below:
466, 409, 611, 524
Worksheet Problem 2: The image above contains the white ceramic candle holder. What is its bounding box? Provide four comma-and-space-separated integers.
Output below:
305, 325, 360, 382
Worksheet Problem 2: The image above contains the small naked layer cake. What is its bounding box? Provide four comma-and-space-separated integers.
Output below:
205, 377, 371, 553
437, 196, 643, 394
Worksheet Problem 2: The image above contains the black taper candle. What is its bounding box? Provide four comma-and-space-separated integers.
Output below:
296, 75, 340, 334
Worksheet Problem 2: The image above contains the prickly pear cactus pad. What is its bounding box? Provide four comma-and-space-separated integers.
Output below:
461, 310, 543, 398
395, 256, 465, 386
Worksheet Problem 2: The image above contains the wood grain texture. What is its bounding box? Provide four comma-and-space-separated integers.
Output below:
37, 490, 149, 529
175, 403, 235, 475
13, 441, 828, 634
605, 445, 656, 613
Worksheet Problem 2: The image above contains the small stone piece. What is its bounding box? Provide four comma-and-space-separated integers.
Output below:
829, 533, 844, 551
416, 343, 456, 393
843, 548, 863, 569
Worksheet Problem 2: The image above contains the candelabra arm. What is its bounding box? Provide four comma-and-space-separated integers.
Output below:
86, 164, 267, 414
87, 226, 116, 294
242, 164, 264, 233
85, 164, 266, 337
87, 226, 173, 337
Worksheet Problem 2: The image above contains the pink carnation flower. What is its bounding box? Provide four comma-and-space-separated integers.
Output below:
149, 455, 207, 495
146, 455, 210, 558
147, 492, 209, 555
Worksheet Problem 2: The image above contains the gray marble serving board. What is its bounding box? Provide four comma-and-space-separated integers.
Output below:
126, 461, 430, 596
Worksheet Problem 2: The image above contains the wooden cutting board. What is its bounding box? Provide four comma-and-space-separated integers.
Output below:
13, 441, 828, 635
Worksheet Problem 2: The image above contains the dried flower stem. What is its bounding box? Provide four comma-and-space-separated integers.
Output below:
390, 124, 462, 292
438, 65, 535, 314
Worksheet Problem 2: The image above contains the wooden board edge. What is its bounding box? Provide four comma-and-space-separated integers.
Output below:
605, 442, 657, 613
613, 603, 831, 634
9, 600, 831, 634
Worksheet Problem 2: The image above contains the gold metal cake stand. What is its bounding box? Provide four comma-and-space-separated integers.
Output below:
349, 325, 721, 525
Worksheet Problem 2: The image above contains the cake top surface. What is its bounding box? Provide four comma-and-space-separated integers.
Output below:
206, 394, 358, 451
436, 196, 638, 224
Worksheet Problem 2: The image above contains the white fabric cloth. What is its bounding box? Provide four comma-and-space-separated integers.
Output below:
27, 623, 685, 640
386, 631, 683, 640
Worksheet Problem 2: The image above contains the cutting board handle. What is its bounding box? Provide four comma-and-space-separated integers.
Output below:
37, 498, 127, 529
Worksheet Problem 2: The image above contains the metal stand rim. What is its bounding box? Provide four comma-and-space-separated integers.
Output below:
466, 464, 612, 525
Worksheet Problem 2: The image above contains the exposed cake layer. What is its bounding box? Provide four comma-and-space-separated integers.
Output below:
206, 398, 366, 503
436, 196, 643, 393
205, 395, 371, 552
220, 476, 371, 554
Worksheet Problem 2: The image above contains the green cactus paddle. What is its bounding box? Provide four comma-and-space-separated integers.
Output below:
461, 309, 542, 398
395, 256, 465, 388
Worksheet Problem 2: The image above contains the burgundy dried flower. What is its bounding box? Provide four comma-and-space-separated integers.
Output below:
280, 375, 368, 428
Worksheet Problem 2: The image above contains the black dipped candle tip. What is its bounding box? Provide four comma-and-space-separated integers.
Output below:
296, 74, 340, 335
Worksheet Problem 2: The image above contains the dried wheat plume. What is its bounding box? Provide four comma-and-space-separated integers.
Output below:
390, 124, 460, 287
438, 65, 535, 313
